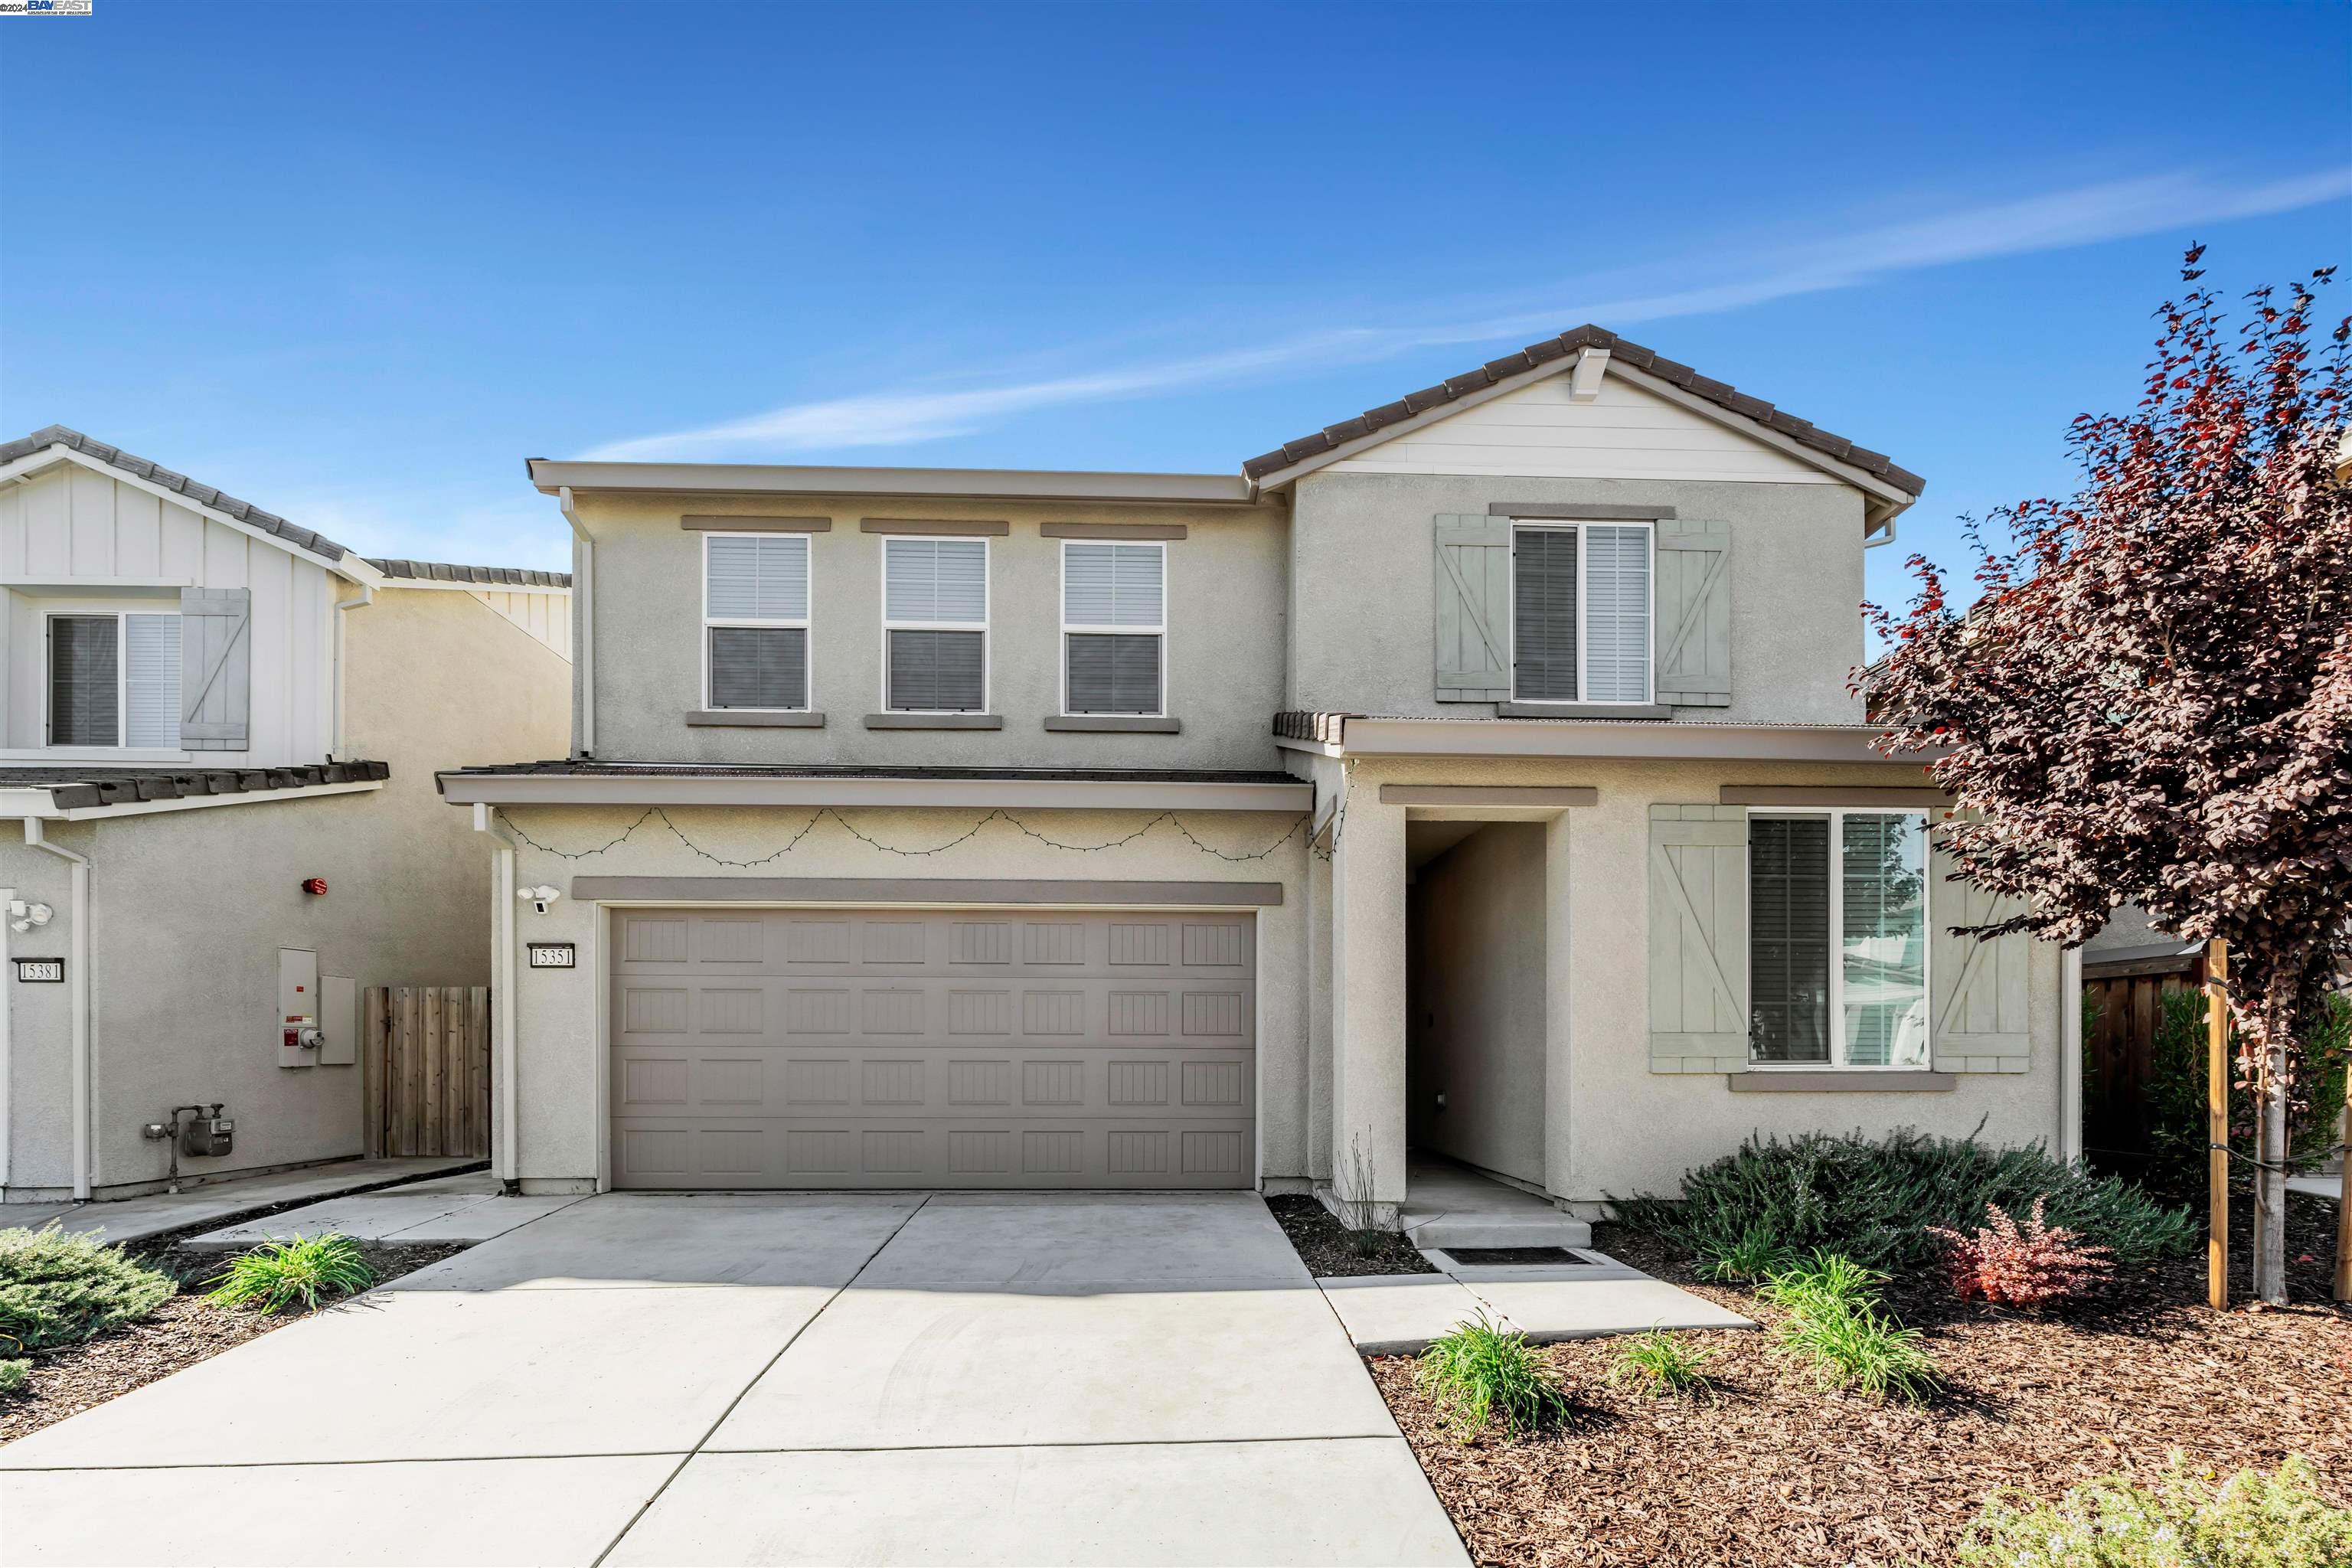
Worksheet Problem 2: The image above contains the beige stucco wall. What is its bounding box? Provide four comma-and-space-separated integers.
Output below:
1408, 822, 1547, 1184
1309, 751, 2071, 1210
493, 803, 1312, 1191
1286, 469, 1870, 725
571, 491, 1291, 770
0, 586, 570, 1197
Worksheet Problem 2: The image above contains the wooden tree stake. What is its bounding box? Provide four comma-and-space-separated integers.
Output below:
2335, 1047, 2352, 1305
2207, 939, 2230, 1312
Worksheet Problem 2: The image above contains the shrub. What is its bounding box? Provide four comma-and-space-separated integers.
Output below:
0, 1358, 28, 1395
1606, 1329, 1713, 1396
1929, 1194, 2115, 1308
204, 1234, 374, 1315
1611, 1126, 2194, 1274
1760, 1251, 1939, 1403
0, 1225, 176, 1351
1953, 1455, 2352, 1567
1416, 1313, 1572, 1439
1696, 1221, 1795, 1283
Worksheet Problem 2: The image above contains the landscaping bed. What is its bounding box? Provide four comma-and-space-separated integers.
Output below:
1265, 1193, 1439, 1277
1371, 1191, 2349, 1567
0, 1237, 468, 1444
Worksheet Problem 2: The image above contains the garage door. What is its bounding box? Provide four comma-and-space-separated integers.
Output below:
609, 907, 1255, 1189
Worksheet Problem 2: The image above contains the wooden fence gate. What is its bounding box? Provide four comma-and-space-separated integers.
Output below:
364, 985, 492, 1158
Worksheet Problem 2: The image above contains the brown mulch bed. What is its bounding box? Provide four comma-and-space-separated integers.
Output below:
1266, 1193, 1439, 1276
1373, 1192, 2350, 1566
0, 1240, 469, 1445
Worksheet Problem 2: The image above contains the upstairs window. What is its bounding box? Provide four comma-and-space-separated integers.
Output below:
704, 534, 810, 710
1510, 521, 1652, 704
1061, 541, 1165, 715
1749, 810, 1930, 1068
884, 537, 988, 712
47, 612, 181, 748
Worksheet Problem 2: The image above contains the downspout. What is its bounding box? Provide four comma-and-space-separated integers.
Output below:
331, 580, 374, 759
0, 881, 11, 1194
21, 822, 92, 1200
2060, 946, 2085, 1164
558, 486, 595, 758
474, 802, 522, 1192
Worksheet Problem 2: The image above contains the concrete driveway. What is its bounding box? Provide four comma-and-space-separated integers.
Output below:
0, 1191, 1467, 1567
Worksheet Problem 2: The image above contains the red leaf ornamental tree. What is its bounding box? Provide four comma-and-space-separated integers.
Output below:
1864, 253, 2351, 1305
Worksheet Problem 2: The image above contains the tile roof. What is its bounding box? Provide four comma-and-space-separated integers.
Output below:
1240, 324, 1926, 495
0, 760, 389, 812
0, 425, 355, 563
439, 760, 1297, 786
368, 557, 572, 589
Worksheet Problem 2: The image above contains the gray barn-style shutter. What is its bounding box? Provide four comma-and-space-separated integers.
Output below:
1648, 805, 1751, 1073
1928, 831, 2032, 1068
179, 586, 252, 752
1653, 519, 1732, 707
1433, 517, 1510, 701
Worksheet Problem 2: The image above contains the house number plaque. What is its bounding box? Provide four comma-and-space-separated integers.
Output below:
526, 942, 577, 969
14, 959, 64, 983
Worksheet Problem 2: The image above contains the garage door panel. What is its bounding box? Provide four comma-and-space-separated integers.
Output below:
612, 907, 1254, 1191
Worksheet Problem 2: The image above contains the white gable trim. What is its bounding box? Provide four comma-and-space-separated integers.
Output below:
0, 443, 384, 587
1247, 348, 1918, 521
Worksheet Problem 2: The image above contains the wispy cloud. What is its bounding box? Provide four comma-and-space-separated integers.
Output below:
586, 165, 2351, 463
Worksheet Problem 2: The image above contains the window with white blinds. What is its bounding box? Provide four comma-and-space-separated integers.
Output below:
704, 534, 810, 710
1061, 541, 1165, 715
1749, 811, 1930, 1069
884, 537, 988, 712
47, 612, 181, 750
1509, 521, 1652, 704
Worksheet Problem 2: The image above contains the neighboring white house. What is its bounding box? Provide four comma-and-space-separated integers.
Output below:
0, 426, 571, 1200
443, 325, 2082, 1219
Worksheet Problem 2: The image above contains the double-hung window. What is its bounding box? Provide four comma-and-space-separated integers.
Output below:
1510, 521, 1653, 704
704, 534, 810, 710
1748, 810, 1931, 1069
1060, 541, 1165, 715
47, 611, 181, 748
883, 537, 988, 712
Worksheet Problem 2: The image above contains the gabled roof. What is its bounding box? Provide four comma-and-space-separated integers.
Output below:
1240, 324, 1926, 497
0, 424, 357, 564
368, 557, 572, 589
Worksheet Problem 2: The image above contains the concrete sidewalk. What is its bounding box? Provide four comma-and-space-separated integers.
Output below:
1318, 1248, 1755, 1354
1, 1191, 1469, 1567
0, 1157, 485, 1248
181, 1171, 583, 1250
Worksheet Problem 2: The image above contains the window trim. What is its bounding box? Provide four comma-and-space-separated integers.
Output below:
1504, 519, 1657, 707
701, 531, 812, 713
1057, 538, 1168, 719
879, 532, 991, 714
1744, 807, 1933, 1072
43, 608, 182, 751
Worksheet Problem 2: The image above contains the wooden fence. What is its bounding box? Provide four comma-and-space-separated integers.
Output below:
2082, 957, 2203, 1177
364, 986, 492, 1159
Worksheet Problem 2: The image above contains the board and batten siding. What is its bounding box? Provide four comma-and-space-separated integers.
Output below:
1325, 371, 1837, 485
0, 462, 340, 763
466, 588, 571, 660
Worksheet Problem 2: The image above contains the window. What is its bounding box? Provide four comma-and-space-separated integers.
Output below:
704, 534, 810, 710
1748, 811, 1930, 1068
1061, 541, 1165, 715
1510, 521, 1652, 704
47, 612, 181, 749
883, 537, 988, 712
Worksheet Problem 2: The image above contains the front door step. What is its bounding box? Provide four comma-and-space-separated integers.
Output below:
1403, 1212, 1593, 1251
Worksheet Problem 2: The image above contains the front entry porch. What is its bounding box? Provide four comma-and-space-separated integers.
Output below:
1401, 1152, 1590, 1251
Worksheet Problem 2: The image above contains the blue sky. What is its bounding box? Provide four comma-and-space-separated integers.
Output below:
4, 2, 2347, 620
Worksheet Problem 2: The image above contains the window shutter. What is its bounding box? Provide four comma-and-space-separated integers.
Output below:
1653, 519, 1731, 707
179, 587, 251, 752
48, 616, 119, 746
1433, 516, 1511, 701
1648, 805, 1750, 1073
1928, 830, 2032, 1068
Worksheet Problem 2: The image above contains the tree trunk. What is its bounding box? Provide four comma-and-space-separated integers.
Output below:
2251, 962, 2303, 1306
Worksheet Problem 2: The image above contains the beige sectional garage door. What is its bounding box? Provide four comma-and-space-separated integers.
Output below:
609, 906, 1256, 1189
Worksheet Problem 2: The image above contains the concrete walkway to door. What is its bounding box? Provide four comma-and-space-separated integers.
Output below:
0, 1191, 1468, 1567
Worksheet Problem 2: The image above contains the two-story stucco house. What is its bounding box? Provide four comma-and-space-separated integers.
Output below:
442, 325, 2082, 1228
0, 426, 571, 1200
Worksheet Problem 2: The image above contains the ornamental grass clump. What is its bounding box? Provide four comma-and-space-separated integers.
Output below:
204, 1234, 374, 1315
1952, 1455, 2352, 1568
1606, 1328, 1713, 1397
1759, 1250, 1939, 1403
0, 1224, 176, 1351
0, 1358, 29, 1395
1929, 1194, 2115, 1309
1416, 1313, 1573, 1439
1695, 1221, 1795, 1283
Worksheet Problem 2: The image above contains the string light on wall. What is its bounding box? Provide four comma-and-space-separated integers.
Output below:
497, 805, 1312, 867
